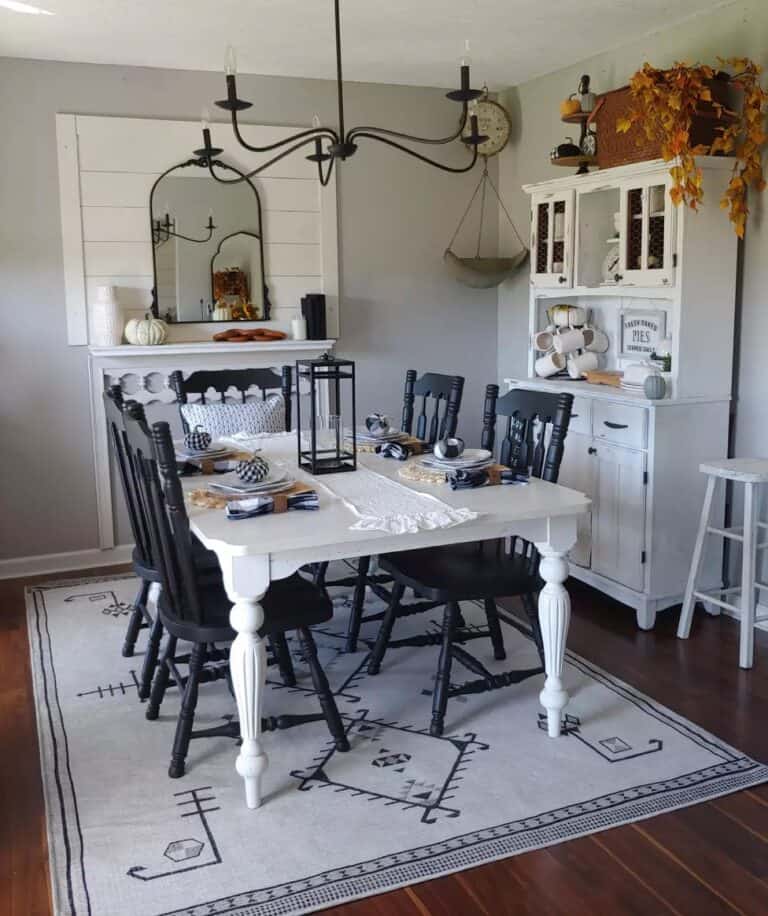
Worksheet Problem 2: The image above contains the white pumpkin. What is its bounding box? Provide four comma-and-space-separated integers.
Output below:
125, 314, 167, 346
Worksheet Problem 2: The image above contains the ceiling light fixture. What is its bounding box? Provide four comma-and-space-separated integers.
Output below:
197, 0, 487, 186
0, 0, 54, 14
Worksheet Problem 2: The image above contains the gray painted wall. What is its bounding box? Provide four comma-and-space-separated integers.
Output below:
0, 57, 497, 561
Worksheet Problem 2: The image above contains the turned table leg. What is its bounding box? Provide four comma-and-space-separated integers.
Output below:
219, 555, 272, 809
534, 545, 571, 738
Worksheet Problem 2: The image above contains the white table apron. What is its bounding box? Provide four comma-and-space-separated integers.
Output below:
188, 445, 588, 809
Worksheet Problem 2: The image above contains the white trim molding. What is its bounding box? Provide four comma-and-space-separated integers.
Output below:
0, 544, 134, 581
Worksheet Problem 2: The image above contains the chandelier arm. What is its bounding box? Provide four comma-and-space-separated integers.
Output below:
346, 104, 469, 146
351, 131, 479, 173
204, 136, 336, 183
229, 109, 339, 153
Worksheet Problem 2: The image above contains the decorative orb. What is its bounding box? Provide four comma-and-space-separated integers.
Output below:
236, 455, 270, 483
184, 425, 212, 451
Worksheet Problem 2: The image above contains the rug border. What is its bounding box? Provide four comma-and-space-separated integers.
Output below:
26, 575, 768, 916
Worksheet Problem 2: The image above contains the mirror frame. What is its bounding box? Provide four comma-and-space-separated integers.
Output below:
148, 157, 270, 322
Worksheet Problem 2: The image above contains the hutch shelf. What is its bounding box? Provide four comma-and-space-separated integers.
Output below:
510, 157, 738, 630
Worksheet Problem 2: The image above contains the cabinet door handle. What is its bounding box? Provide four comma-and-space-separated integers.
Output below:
603, 421, 629, 430
588, 447, 598, 455
613, 272, 623, 283
558, 275, 567, 284
571, 413, 579, 419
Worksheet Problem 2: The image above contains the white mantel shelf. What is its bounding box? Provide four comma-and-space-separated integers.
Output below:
88, 339, 335, 359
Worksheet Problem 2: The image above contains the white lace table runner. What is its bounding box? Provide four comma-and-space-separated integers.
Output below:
317, 464, 478, 534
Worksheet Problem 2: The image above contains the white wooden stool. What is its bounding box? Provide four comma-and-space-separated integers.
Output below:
677, 459, 768, 668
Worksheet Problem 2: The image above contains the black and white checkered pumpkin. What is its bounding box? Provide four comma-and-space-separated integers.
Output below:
184, 425, 212, 451
235, 455, 270, 484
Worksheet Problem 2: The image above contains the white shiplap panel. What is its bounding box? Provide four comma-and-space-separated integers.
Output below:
262, 210, 320, 244
266, 276, 323, 312
265, 243, 321, 277
75, 115, 317, 179
60, 115, 339, 345
82, 207, 151, 242
80, 172, 156, 207
84, 242, 153, 277
257, 177, 320, 212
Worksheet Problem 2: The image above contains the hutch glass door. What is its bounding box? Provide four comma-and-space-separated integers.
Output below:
531, 190, 574, 288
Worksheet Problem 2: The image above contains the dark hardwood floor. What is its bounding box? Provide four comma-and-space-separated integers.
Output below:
2, 567, 767, 915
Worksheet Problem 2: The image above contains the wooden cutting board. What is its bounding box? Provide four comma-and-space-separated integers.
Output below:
584, 369, 623, 387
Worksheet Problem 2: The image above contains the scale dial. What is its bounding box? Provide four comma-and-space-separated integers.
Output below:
462, 98, 512, 157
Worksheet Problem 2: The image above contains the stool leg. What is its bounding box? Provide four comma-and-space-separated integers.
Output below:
677, 475, 717, 639
740, 482, 758, 669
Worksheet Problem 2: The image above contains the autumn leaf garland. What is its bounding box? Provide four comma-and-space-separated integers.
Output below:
617, 59, 768, 237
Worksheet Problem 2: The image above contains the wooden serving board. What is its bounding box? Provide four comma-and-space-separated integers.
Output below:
353, 435, 427, 455
584, 369, 623, 387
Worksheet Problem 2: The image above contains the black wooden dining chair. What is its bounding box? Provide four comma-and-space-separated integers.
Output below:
105, 387, 296, 702
315, 369, 465, 653
122, 402, 349, 778
170, 367, 293, 433
366, 385, 573, 737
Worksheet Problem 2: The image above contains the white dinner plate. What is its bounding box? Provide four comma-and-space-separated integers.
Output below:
207, 468, 290, 494
174, 440, 232, 459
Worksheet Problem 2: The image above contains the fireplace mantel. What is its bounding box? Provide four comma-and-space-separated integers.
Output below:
89, 337, 336, 549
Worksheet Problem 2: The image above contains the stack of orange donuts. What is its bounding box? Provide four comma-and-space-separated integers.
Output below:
212, 328, 287, 343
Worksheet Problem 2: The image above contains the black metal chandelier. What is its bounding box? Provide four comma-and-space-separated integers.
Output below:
195, 0, 487, 185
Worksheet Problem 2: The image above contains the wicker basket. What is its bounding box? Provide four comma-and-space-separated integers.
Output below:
592, 83, 733, 170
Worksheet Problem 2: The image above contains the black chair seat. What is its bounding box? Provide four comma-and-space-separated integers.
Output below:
132, 538, 220, 584
379, 541, 542, 603
158, 573, 333, 644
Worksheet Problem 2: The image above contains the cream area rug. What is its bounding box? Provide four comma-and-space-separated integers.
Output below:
27, 567, 768, 916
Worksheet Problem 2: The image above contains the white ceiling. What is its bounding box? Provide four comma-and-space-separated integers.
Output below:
0, 0, 728, 89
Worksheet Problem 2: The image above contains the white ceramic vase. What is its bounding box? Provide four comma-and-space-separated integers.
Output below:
91, 286, 123, 346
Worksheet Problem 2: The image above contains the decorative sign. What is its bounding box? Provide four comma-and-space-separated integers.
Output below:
619, 309, 667, 358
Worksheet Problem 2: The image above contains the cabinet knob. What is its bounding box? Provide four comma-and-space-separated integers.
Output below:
558, 275, 567, 284
588, 447, 598, 455
613, 272, 623, 283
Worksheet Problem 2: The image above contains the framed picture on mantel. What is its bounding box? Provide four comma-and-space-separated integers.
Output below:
618, 309, 666, 359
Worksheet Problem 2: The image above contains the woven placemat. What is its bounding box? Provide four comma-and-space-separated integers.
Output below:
398, 461, 508, 485
350, 435, 427, 455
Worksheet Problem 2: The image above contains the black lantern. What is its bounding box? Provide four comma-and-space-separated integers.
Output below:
296, 353, 357, 474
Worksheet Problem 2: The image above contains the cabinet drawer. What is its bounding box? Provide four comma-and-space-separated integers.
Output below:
568, 396, 591, 436
593, 402, 648, 449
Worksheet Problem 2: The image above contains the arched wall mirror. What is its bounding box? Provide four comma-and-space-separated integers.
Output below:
149, 159, 270, 323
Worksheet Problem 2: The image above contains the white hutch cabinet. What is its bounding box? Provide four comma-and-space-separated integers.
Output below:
508, 157, 738, 630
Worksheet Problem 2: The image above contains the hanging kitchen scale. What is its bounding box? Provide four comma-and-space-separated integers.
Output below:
444, 89, 529, 288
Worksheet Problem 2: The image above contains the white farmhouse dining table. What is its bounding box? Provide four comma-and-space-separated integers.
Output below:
187, 440, 590, 809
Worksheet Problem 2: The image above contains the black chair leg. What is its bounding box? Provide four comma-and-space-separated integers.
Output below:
431, 602, 460, 737
297, 627, 349, 752
484, 599, 507, 661
146, 634, 177, 720
522, 592, 546, 667
346, 555, 371, 653
271, 633, 296, 687
122, 579, 150, 657
139, 612, 164, 701
367, 582, 406, 675
314, 561, 329, 591
169, 643, 206, 778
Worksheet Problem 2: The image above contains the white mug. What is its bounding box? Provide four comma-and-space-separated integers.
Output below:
554, 327, 593, 355
585, 326, 609, 353
535, 352, 567, 378
291, 317, 308, 340
567, 351, 599, 379
534, 329, 555, 351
